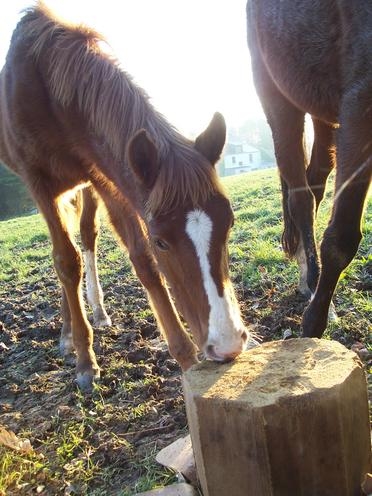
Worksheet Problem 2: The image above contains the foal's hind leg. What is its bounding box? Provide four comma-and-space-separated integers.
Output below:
80, 186, 111, 327
35, 190, 100, 390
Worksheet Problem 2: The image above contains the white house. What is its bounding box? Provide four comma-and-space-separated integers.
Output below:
223, 143, 262, 175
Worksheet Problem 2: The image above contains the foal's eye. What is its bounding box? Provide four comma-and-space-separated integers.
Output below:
154, 238, 169, 251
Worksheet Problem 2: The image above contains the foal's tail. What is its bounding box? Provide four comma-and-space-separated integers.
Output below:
280, 177, 300, 257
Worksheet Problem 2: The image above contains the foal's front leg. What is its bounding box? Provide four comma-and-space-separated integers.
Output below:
126, 230, 198, 371
60, 287, 73, 356
97, 188, 198, 371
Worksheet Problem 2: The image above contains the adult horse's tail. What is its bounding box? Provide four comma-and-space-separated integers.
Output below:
280, 177, 300, 257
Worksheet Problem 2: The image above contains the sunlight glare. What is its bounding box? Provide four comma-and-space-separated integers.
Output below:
0, 0, 264, 135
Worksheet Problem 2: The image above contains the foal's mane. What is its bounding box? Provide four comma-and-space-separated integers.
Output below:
16, 2, 222, 215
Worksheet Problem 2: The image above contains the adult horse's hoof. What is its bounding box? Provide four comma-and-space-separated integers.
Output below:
302, 305, 327, 338
76, 368, 100, 392
298, 281, 312, 299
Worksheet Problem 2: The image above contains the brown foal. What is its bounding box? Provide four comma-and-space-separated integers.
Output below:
0, 3, 254, 390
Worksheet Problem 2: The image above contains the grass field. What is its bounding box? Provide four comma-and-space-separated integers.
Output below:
0, 168, 371, 495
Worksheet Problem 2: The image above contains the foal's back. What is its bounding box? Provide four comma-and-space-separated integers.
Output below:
0, 8, 91, 193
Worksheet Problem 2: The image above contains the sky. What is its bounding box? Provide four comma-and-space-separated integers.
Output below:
0, 0, 264, 137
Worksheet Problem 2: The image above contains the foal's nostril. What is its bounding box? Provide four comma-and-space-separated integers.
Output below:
241, 330, 248, 343
205, 344, 224, 361
206, 344, 215, 355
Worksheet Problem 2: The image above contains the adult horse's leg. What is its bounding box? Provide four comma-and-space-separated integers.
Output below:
306, 118, 338, 320
96, 187, 198, 370
80, 186, 111, 327
307, 118, 336, 212
264, 98, 318, 295
303, 108, 372, 337
249, 42, 319, 297
34, 186, 100, 390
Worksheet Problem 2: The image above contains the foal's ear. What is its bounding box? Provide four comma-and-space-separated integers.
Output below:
127, 129, 159, 188
194, 112, 226, 165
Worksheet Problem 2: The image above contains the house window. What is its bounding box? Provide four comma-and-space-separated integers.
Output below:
232, 156, 236, 164
239, 161, 243, 166
249, 153, 253, 163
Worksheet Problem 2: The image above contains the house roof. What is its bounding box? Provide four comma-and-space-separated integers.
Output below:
225, 142, 260, 155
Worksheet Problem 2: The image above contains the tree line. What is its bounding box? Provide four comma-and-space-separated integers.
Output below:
0, 163, 36, 220
0, 119, 276, 220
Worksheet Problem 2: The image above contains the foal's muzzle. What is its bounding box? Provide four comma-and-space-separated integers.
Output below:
204, 330, 249, 363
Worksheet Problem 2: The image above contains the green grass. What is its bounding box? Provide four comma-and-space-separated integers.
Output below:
0, 448, 47, 495
226, 171, 293, 289
0, 215, 50, 284
123, 449, 177, 496
226, 170, 371, 325
0, 168, 370, 494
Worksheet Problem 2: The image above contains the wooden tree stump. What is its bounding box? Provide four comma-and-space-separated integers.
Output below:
182, 338, 371, 496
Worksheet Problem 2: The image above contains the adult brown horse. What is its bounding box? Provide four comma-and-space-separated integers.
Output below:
0, 3, 253, 391
247, 0, 372, 338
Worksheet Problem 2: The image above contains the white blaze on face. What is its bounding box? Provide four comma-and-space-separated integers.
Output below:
185, 209, 245, 357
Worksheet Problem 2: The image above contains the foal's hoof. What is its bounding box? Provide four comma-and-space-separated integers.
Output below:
76, 368, 100, 392
93, 308, 112, 327
60, 335, 74, 356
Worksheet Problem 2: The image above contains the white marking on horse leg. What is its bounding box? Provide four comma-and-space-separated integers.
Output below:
309, 292, 338, 323
60, 328, 74, 356
60, 292, 74, 355
186, 209, 248, 358
84, 250, 111, 327
328, 300, 338, 322
295, 238, 310, 297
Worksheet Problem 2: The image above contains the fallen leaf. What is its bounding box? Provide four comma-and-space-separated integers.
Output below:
0, 425, 33, 454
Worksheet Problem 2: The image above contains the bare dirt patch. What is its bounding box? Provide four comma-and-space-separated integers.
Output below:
0, 235, 370, 495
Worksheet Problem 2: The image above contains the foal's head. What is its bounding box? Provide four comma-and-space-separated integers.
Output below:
127, 113, 251, 362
